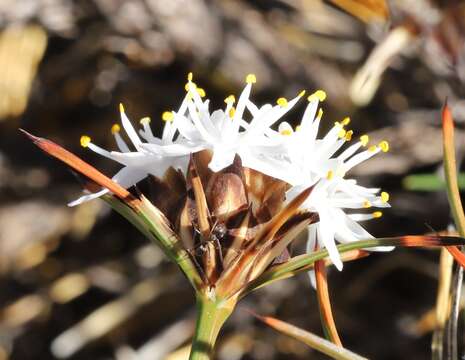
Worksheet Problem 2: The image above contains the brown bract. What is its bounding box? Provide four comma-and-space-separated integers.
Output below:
155, 150, 317, 298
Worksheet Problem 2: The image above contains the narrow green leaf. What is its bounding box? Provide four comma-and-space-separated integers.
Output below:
253, 313, 367, 360
241, 236, 465, 297
403, 173, 465, 192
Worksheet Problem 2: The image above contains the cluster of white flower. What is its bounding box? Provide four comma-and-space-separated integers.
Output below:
75, 73, 392, 269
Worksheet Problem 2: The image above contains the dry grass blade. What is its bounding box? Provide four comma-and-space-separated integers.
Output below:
441, 104, 465, 268
432, 248, 453, 360
441, 103, 465, 360
447, 265, 463, 360
251, 312, 367, 360
328, 0, 389, 23
315, 259, 342, 346
20, 130, 138, 207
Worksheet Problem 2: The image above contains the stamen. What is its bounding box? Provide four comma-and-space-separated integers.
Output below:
280, 129, 292, 136
338, 128, 346, 138
111, 124, 120, 134
162, 111, 174, 122
372, 211, 383, 218
295, 125, 301, 131
326, 170, 334, 180
80, 135, 91, 148
381, 191, 390, 203
298, 90, 306, 97
246, 73, 256, 84
277, 97, 288, 107
342, 117, 351, 126
307, 89, 327, 102
317, 108, 323, 120
187, 72, 193, 81
363, 200, 372, 208
224, 95, 235, 104
185, 82, 197, 91
379, 140, 389, 152
345, 130, 353, 141
368, 145, 377, 152
360, 134, 369, 146
140, 117, 151, 125
119, 103, 125, 113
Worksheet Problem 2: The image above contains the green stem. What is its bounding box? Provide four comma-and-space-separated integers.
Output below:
189, 293, 235, 360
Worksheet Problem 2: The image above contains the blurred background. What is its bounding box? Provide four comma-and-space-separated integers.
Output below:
1, 0, 465, 359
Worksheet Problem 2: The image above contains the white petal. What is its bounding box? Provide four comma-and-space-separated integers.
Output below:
318, 209, 343, 270
120, 110, 142, 149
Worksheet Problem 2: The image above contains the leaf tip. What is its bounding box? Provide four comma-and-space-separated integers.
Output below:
19, 128, 41, 143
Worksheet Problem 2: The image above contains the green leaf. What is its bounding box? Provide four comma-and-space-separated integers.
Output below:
403, 173, 465, 191
253, 312, 367, 360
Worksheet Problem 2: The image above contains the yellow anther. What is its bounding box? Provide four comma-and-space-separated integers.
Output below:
246, 73, 257, 84
379, 140, 389, 153
295, 125, 301, 131
187, 72, 193, 81
280, 129, 292, 136
372, 211, 383, 218
317, 108, 323, 120
298, 90, 306, 97
345, 130, 353, 141
342, 117, 351, 126
360, 135, 369, 146
140, 117, 151, 125
307, 89, 327, 102
338, 128, 346, 139
111, 124, 120, 134
119, 103, 125, 113
229, 107, 236, 118
334, 121, 341, 127
197, 88, 206, 97
363, 200, 372, 208
80, 135, 91, 148
381, 191, 390, 203
326, 170, 334, 180
277, 97, 288, 107
162, 111, 174, 122
185, 82, 197, 91
224, 95, 236, 104
368, 145, 378, 152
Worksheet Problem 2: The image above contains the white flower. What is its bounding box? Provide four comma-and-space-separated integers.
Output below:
71, 73, 305, 205
69, 72, 392, 274
69, 104, 190, 206
277, 91, 392, 270
141, 74, 304, 182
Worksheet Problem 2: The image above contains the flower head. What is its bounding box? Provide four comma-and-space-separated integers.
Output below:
70, 74, 391, 272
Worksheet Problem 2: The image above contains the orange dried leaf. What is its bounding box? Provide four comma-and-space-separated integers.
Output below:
21, 130, 138, 207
